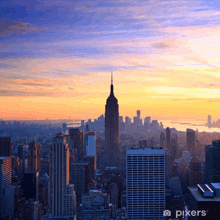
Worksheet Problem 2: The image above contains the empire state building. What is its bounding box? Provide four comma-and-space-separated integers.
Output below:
105, 73, 120, 167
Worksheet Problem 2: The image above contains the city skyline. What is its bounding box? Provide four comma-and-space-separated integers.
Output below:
1, 0, 220, 121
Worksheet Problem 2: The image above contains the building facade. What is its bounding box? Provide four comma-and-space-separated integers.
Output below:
126, 147, 165, 219
205, 140, 220, 183
187, 129, 196, 157
0, 137, 12, 157
49, 133, 76, 217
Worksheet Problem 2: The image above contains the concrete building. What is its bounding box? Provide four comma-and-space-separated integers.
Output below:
126, 147, 165, 219
49, 133, 76, 217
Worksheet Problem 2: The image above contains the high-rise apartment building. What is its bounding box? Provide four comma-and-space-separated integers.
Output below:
205, 140, 220, 183
126, 147, 165, 219
0, 137, 12, 157
105, 73, 120, 167
186, 129, 196, 157
49, 133, 76, 217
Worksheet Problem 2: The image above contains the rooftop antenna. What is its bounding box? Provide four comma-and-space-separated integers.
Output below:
111, 72, 113, 85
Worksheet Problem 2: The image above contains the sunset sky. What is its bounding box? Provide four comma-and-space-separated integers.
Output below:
1, 0, 220, 121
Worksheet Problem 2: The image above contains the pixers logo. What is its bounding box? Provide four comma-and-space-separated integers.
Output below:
163, 209, 207, 218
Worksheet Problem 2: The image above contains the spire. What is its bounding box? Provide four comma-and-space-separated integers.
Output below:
110, 72, 115, 97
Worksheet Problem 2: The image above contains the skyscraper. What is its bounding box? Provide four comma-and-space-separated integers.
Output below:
165, 127, 171, 150
69, 128, 83, 162
22, 172, 39, 201
49, 133, 76, 217
0, 156, 12, 215
70, 162, 90, 207
189, 157, 202, 186
105, 73, 120, 167
126, 147, 165, 219
27, 140, 41, 172
205, 140, 220, 183
186, 129, 196, 157
0, 137, 12, 157
207, 115, 211, 127
0, 156, 12, 189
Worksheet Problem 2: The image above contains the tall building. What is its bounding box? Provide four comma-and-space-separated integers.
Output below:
69, 128, 83, 162
207, 115, 211, 127
85, 131, 96, 157
70, 162, 90, 207
165, 127, 171, 150
18, 145, 26, 159
170, 133, 178, 159
189, 157, 202, 186
49, 133, 76, 217
0, 137, 12, 157
160, 132, 165, 148
22, 172, 39, 201
126, 147, 165, 219
0, 156, 11, 189
144, 117, 151, 126
27, 140, 41, 172
105, 73, 120, 167
0, 156, 12, 216
188, 183, 220, 219
205, 140, 220, 183
186, 129, 196, 157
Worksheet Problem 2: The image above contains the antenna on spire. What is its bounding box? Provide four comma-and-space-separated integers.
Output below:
111, 72, 113, 85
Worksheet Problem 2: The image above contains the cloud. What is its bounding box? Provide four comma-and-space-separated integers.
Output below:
0, 19, 45, 36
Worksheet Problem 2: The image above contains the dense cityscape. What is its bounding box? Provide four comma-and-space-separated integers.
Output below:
2, 0, 220, 219
1, 78, 220, 219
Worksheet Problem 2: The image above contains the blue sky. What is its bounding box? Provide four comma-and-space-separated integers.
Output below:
1, 0, 220, 120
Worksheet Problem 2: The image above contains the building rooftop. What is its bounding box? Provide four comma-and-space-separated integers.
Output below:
189, 186, 220, 202
0, 156, 10, 160
127, 147, 164, 155
211, 183, 220, 190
